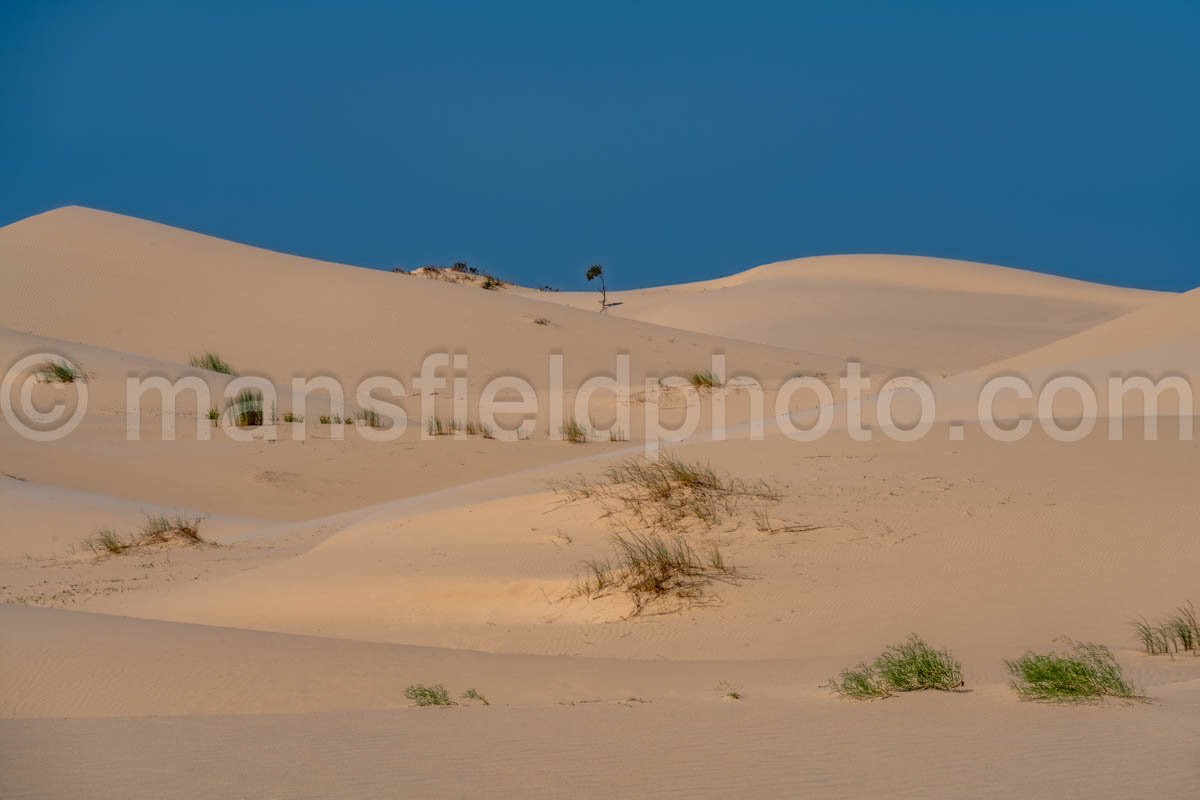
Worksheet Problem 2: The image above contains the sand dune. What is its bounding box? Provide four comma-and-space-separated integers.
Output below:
3, 206, 1199, 798
516, 254, 1167, 374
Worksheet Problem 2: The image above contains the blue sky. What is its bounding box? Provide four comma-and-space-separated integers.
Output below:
2, 1, 1197, 291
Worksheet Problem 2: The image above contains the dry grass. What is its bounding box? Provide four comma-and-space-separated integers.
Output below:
561, 417, 589, 443
574, 530, 737, 616
552, 454, 781, 533
425, 416, 493, 437
83, 514, 206, 556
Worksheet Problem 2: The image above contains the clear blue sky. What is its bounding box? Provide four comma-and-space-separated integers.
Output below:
2, 1, 1197, 291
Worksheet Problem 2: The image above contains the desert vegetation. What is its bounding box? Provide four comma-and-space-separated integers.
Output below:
573, 530, 737, 615
555, 455, 782, 614
1005, 639, 1138, 702
36, 359, 85, 383
225, 388, 264, 427
189, 351, 234, 375
552, 454, 781, 533
831, 635, 964, 699
424, 417, 494, 438
83, 514, 207, 556
687, 370, 723, 389
1133, 601, 1200, 656
586, 263, 615, 311
461, 688, 490, 705
561, 416, 589, 443
404, 684, 454, 707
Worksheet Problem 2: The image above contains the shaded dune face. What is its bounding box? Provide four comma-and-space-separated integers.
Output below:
2, 207, 1198, 800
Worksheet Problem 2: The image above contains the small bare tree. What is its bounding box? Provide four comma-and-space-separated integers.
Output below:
586, 264, 609, 312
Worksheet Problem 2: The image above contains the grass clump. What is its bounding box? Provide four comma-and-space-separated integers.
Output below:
1133, 602, 1200, 656
189, 352, 234, 375
37, 359, 85, 383
425, 416, 493, 437
282, 412, 303, 423
83, 528, 129, 555
831, 635, 964, 699
561, 417, 588, 443
404, 684, 454, 707
552, 454, 781, 533
224, 389, 264, 427
1006, 640, 1137, 702
830, 663, 892, 699
574, 530, 736, 616
481, 276, 503, 290
83, 515, 205, 557
461, 688, 490, 705
533, 317, 551, 326
138, 514, 204, 545
873, 635, 964, 692
463, 420, 494, 438
687, 370, 722, 389
358, 407, 383, 428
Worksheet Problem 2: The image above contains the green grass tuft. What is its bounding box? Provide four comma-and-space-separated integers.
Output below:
1006, 640, 1137, 702
225, 389, 264, 427
687, 370, 722, 389
461, 688, 490, 705
873, 634, 964, 692
1133, 602, 1200, 656
405, 684, 454, 707
37, 359, 84, 383
830, 663, 892, 699
189, 352, 234, 375
831, 635, 964, 699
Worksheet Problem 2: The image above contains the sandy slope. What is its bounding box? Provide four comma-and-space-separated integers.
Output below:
516, 255, 1166, 374
2, 206, 1199, 799
0, 207, 841, 388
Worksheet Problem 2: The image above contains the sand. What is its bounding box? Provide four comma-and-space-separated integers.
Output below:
1, 207, 1197, 798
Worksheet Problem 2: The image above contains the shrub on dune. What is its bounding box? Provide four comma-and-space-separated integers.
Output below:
405, 684, 454, 707
831, 635, 964, 699
1005, 640, 1137, 702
